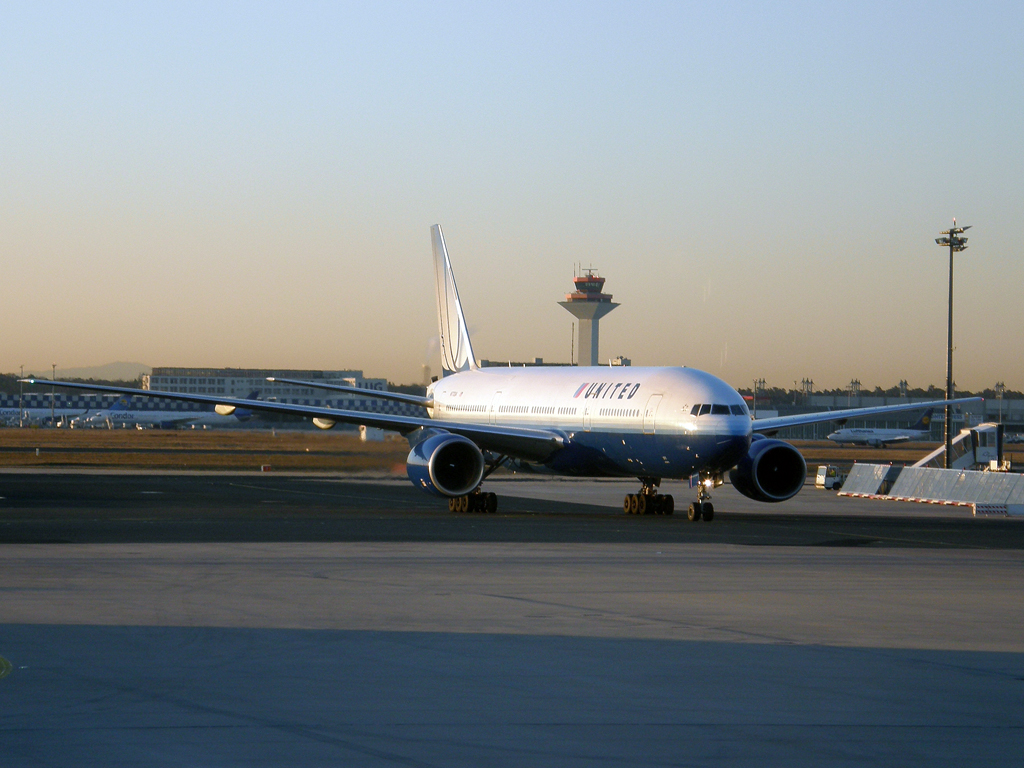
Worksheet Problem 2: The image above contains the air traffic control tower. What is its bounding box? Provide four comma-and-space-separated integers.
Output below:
559, 268, 619, 367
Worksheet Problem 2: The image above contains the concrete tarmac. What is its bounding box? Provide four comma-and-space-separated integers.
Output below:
1, 471, 1023, 766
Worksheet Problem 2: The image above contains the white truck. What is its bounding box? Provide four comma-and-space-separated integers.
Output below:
815, 465, 847, 490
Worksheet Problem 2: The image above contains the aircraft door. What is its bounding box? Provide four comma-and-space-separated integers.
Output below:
489, 391, 503, 425
583, 406, 591, 432
643, 394, 663, 435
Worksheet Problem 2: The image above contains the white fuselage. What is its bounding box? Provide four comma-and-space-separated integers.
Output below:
72, 409, 219, 429
427, 365, 753, 478
0, 407, 87, 425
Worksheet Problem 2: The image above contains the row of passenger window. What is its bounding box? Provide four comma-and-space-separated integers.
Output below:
690, 403, 746, 416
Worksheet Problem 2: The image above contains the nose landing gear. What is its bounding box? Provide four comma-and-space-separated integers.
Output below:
686, 474, 716, 521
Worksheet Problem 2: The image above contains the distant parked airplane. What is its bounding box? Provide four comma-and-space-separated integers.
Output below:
70, 391, 260, 429
827, 408, 935, 447
0, 406, 88, 427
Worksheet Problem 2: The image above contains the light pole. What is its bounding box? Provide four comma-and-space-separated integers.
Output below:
19, 365, 24, 428
935, 220, 970, 468
752, 378, 766, 419
50, 363, 56, 428
847, 378, 861, 408
996, 382, 1005, 425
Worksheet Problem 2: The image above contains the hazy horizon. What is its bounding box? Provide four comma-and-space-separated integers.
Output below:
3, 3, 1021, 392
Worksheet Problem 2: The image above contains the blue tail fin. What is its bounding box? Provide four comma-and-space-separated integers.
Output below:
910, 408, 934, 432
234, 390, 260, 421
431, 224, 478, 376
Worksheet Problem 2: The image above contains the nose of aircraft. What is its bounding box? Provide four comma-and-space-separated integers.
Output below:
712, 430, 751, 471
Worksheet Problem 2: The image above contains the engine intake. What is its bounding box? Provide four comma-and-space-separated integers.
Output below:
407, 432, 485, 497
729, 437, 806, 503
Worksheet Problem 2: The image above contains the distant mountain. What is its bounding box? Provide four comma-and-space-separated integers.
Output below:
55, 362, 151, 381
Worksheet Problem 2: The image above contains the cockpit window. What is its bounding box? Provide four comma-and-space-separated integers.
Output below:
711, 404, 730, 415
690, 404, 701, 416
698, 403, 711, 416
730, 404, 746, 415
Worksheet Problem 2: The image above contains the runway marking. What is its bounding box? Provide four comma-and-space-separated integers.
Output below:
0, 656, 12, 680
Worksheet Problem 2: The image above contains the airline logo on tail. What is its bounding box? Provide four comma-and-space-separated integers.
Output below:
912, 408, 933, 432
432, 224, 477, 376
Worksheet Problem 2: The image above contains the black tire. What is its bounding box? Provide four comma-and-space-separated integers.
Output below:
623, 495, 633, 514
637, 494, 648, 515
687, 502, 700, 521
663, 495, 674, 515
701, 502, 714, 522
485, 492, 498, 514
448, 497, 456, 513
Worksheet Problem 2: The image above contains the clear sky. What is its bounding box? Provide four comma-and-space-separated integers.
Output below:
2, 2, 1021, 391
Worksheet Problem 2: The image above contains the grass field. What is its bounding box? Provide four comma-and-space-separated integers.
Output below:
0, 428, 410, 472
2, 429, 1018, 473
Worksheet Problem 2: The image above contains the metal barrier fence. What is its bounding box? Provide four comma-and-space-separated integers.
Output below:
837, 463, 892, 496
838, 463, 1024, 516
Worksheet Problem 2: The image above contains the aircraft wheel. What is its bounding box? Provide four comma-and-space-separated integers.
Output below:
485, 492, 498, 514
687, 502, 701, 522
650, 495, 663, 515
623, 495, 633, 514
448, 497, 457, 513
629, 494, 640, 514
663, 495, 674, 515
637, 494, 648, 515
701, 502, 714, 522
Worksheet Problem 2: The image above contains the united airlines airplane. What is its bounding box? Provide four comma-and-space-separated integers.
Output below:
23, 225, 980, 520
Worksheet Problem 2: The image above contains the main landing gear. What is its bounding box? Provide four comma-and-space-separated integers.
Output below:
449, 491, 498, 514
448, 453, 506, 514
623, 478, 674, 515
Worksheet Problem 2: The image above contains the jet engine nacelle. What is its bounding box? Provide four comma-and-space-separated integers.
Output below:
728, 436, 807, 503
406, 432, 485, 497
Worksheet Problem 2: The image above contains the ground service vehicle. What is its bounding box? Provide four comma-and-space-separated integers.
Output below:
815, 465, 846, 490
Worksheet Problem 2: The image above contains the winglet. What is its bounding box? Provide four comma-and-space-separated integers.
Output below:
431, 224, 478, 376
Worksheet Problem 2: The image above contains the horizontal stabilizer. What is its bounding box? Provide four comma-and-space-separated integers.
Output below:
266, 377, 430, 408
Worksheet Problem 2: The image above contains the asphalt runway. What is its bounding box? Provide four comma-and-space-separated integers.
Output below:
2, 470, 1023, 548
2, 471, 1023, 766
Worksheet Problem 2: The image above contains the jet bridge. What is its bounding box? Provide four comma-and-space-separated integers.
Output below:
912, 423, 1003, 471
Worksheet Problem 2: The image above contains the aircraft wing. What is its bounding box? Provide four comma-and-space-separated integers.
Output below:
21, 379, 564, 462
265, 377, 431, 408
752, 396, 982, 434
881, 435, 912, 445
